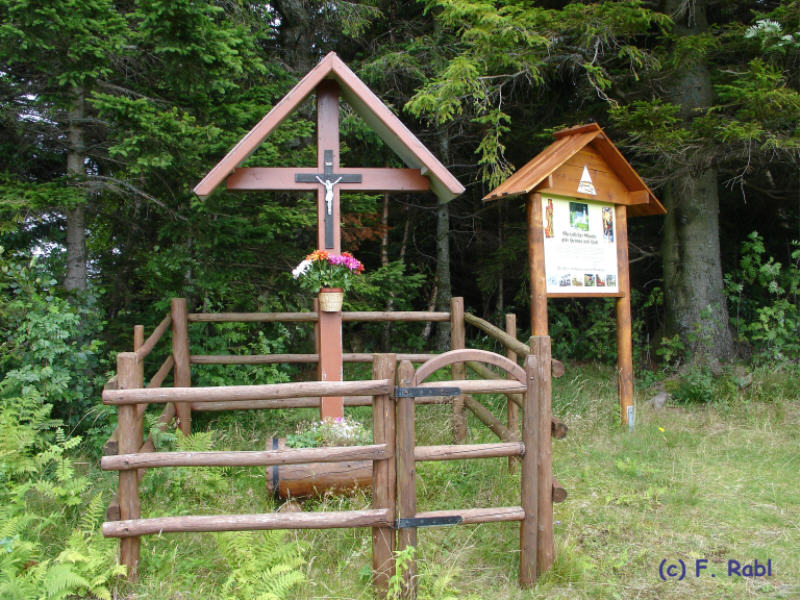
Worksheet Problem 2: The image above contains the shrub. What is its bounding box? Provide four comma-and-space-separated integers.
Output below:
725, 232, 800, 361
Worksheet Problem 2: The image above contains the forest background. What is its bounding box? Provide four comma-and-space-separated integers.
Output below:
0, 0, 798, 598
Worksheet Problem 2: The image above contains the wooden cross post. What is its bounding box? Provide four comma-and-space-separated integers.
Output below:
295, 80, 359, 253
312, 81, 345, 418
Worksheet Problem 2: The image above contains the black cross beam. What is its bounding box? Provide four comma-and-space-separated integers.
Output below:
296, 150, 362, 249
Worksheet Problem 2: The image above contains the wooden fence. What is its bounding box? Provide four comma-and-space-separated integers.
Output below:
100, 298, 568, 596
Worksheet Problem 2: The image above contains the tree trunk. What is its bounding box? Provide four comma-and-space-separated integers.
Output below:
434, 133, 452, 350
64, 89, 87, 292
660, 0, 734, 361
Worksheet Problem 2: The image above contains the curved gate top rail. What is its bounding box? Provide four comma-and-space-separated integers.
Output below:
413, 348, 526, 385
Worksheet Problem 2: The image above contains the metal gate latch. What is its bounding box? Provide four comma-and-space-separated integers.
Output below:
394, 516, 463, 529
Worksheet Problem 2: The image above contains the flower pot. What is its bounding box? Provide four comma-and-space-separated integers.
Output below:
318, 287, 344, 312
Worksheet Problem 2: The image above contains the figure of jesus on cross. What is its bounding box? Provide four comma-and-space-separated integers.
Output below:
315, 175, 342, 216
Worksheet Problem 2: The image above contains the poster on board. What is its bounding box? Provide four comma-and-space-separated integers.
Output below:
542, 194, 619, 294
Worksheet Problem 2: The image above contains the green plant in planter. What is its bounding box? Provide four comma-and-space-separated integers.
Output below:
286, 416, 372, 448
291, 250, 364, 293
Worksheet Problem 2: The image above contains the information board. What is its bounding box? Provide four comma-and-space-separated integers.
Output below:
541, 194, 618, 294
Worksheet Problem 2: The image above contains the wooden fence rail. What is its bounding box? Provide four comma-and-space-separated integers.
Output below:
134, 314, 171, 359
103, 508, 394, 538
189, 352, 437, 365
102, 444, 390, 470
186, 311, 450, 323
102, 379, 393, 405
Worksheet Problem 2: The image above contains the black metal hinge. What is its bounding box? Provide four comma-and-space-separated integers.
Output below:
394, 516, 463, 529
393, 386, 461, 398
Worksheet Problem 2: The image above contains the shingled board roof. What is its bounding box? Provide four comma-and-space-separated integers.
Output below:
483, 123, 665, 217
194, 52, 464, 202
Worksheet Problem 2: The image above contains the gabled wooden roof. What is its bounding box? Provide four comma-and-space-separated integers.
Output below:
194, 52, 464, 202
483, 123, 665, 217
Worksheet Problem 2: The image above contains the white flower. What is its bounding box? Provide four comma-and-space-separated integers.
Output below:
292, 259, 312, 279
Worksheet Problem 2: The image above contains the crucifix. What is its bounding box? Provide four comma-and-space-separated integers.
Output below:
295, 148, 361, 249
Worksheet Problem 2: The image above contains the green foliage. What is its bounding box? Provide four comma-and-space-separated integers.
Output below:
286, 416, 372, 449
141, 430, 230, 509
348, 260, 427, 311
188, 320, 294, 388
386, 543, 482, 600
406, 0, 668, 183
216, 530, 306, 600
725, 232, 800, 361
547, 299, 618, 363
0, 249, 108, 433
0, 0, 126, 93
0, 252, 120, 598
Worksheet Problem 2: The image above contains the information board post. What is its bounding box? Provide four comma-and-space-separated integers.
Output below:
527, 192, 549, 336
614, 204, 634, 427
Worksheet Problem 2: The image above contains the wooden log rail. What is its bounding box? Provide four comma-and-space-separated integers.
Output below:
187, 311, 450, 323
101, 302, 567, 592
103, 444, 389, 470
102, 379, 393, 405
134, 314, 172, 359
464, 361, 568, 439
190, 352, 437, 365
463, 312, 565, 378
104, 508, 393, 538
190, 395, 453, 412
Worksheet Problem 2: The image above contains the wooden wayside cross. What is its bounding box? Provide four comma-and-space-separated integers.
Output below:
195, 52, 466, 421
224, 80, 430, 252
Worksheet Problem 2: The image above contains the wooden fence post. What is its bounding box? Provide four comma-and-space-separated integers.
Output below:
133, 325, 144, 352
532, 336, 554, 575
449, 297, 466, 442
372, 354, 397, 598
396, 360, 417, 598
170, 298, 192, 435
117, 352, 143, 579
520, 354, 539, 587
505, 313, 519, 474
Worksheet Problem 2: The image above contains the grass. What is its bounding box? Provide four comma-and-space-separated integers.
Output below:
106, 362, 800, 599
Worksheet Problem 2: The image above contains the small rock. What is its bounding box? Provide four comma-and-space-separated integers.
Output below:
707, 358, 724, 377
278, 500, 303, 513
733, 364, 753, 388
649, 391, 669, 410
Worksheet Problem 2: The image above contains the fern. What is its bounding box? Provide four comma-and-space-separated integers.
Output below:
218, 530, 306, 600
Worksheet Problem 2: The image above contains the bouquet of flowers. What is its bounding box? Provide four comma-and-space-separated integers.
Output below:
291, 250, 364, 293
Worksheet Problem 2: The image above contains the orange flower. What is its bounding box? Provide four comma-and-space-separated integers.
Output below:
306, 250, 329, 262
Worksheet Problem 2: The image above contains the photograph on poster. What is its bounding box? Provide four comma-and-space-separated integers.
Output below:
569, 201, 589, 231
545, 198, 555, 238
602, 206, 614, 242
542, 195, 619, 294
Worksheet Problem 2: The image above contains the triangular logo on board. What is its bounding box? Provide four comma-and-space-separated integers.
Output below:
577, 166, 596, 195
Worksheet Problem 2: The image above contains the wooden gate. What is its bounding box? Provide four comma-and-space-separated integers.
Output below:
393, 343, 553, 594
